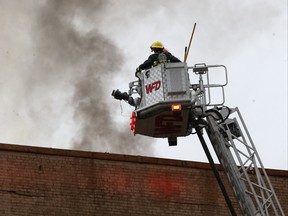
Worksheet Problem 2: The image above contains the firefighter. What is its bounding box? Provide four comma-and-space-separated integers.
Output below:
135, 41, 181, 77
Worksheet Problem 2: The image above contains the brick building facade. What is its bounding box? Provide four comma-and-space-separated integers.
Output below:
0, 143, 287, 215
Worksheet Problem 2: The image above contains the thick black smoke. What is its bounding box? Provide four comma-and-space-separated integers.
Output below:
30, 0, 155, 155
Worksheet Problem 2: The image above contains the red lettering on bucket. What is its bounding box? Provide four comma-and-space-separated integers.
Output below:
145, 80, 161, 94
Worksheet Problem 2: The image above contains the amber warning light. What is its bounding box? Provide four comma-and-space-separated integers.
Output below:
171, 104, 181, 111
130, 111, 136, 132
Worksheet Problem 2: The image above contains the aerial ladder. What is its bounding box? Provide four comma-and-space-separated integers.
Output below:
191, 64, 285, 215
112, 62, 285, 215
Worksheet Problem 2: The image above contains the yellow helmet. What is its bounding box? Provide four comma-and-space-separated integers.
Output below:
150, 41, 164, 50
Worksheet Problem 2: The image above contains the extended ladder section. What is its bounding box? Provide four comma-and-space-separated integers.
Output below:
206, 110, 284, 215
193, 64, 285, 215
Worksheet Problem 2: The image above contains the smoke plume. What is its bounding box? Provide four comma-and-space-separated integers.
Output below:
18, 0, 155, 155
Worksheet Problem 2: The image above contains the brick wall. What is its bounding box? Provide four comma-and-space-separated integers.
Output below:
0, 143, 287, 215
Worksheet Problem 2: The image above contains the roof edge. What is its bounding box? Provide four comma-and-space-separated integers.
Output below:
0, 143, 287, 177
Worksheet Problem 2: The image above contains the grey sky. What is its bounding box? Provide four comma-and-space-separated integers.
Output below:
0, 0, 287, 169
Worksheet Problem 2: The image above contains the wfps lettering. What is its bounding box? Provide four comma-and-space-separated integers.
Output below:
145, 80, 161, 94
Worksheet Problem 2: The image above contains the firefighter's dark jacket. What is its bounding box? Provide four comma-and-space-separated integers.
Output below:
136, 52, 181, 74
